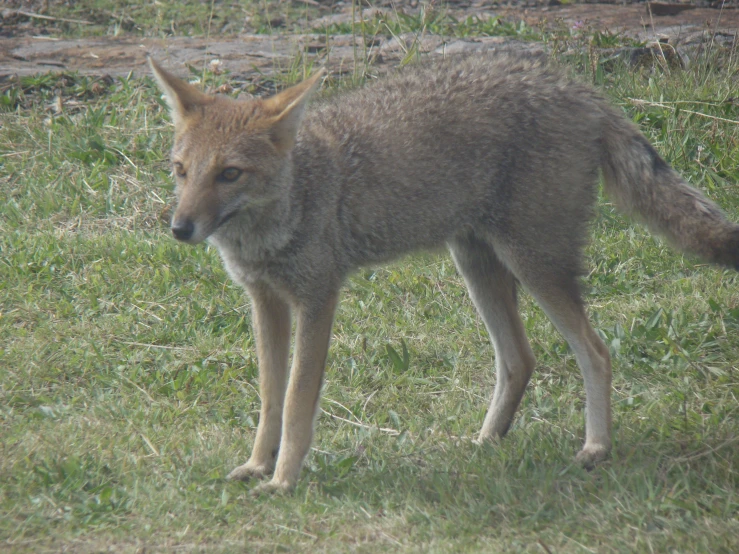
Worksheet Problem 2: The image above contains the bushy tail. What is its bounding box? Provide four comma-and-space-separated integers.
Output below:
601, 115, 739, 270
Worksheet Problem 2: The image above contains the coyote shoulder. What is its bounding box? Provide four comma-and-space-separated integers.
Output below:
150, 53, 739, 494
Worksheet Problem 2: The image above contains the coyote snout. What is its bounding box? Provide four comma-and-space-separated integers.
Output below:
168, 193, 224, 245
170, 218, 194, 242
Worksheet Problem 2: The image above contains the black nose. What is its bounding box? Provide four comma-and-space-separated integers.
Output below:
171, 220, 194, 241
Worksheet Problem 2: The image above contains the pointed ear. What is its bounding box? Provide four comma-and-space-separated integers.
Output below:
262, 68, 326, 152
148, 56, 209, 126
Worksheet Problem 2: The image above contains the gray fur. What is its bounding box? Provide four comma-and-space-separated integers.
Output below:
152, 52, 738, 492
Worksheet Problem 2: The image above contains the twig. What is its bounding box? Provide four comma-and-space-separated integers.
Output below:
121, 375, 157, 405
538, 539, 554, 554
321, 409, 400, 435
117, 340, 194, 351
202, 0, 216, 87
14, 10, 93, 25
628, 100, 730, 107
273, 524, 318, 540
324, 397, 363, 423
140, 432, 160, 457
671, 436, 739, 463
708, 1, 727, 56
380, 531, 403, 547
627, 98, 739, 125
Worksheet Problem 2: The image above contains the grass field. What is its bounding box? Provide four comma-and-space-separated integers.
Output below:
1, 2, 739, 552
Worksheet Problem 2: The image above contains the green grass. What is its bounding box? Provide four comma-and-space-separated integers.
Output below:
2, 4, 739, 552
5, 0, 322, 37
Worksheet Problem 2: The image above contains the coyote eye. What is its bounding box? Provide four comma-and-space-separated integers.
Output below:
219, 167, 242, 182
173, 162, 186, 178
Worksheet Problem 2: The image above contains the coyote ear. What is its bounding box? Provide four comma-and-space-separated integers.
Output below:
148, 56, 208, 125
263, 68, 326, 152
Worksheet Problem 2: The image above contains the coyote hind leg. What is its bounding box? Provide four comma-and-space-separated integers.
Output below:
449, 234, 537, 442
511, 263, 613, 466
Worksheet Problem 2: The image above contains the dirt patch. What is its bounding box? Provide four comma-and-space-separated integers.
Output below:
1, 2, 738, 78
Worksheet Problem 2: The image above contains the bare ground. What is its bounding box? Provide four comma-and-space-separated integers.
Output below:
0, 2, 737, 78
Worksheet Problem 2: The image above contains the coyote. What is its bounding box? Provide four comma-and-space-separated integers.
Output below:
150, 53, 738, 494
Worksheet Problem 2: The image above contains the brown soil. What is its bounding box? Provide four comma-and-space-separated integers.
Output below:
1, 2, 737, 78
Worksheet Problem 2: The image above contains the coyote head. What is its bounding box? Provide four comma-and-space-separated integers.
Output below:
149, 57, 324, 244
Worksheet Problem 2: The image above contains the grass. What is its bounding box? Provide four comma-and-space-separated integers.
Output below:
4, 0, 320, 37
2, 2, 739, 552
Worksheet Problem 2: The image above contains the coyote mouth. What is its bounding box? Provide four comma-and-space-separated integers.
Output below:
215, 209, 240, 231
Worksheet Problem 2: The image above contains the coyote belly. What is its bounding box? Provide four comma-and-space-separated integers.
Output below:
149, 52, 739, 493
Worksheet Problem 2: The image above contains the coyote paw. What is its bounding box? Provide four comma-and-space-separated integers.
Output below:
250, 478, 293, 496
226, 461, 273, 482
575, 444, 610, 469
474, 431, 504, 446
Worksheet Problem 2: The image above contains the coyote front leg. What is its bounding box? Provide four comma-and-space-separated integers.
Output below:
228, 284, 291, 481
253, 291, 339, 494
